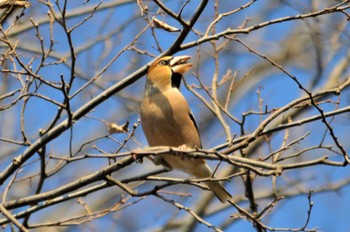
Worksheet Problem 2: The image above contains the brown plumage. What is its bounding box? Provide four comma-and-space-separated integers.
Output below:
140, 56, 231, 203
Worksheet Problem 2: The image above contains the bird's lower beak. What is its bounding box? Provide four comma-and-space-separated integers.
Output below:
170, 56, 192, 74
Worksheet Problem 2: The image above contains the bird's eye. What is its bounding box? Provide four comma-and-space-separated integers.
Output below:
158, 60, 169, 66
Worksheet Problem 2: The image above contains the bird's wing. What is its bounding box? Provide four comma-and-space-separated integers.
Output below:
189, 111, 202, 149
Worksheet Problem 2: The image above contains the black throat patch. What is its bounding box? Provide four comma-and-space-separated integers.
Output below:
171, 72, 182, 89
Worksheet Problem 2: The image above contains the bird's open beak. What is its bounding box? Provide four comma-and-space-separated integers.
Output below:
170, 56, 192, 74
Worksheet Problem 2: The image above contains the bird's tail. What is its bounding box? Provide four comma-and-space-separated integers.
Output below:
206, 181, 232, 203
192, 163, 232, 203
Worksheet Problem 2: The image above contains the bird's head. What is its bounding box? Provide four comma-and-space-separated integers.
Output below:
146, 56, 192, 93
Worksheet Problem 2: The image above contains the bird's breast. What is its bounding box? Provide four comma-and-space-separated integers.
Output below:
140, 88, 200, 148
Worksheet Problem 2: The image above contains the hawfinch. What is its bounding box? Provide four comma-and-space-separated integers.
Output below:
140, 56, 231, 203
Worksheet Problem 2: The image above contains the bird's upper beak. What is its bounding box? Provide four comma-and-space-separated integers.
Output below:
170, 56, 192, 74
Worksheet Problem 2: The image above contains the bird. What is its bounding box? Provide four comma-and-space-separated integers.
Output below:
140, 55, 231, 203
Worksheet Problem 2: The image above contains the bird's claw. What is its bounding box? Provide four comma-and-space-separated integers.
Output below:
178, 144, 188, 150
177, 144, 188, 160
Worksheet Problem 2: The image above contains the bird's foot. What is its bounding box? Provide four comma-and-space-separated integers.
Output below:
178, 144, 188, 150
177, 144, 189, 160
